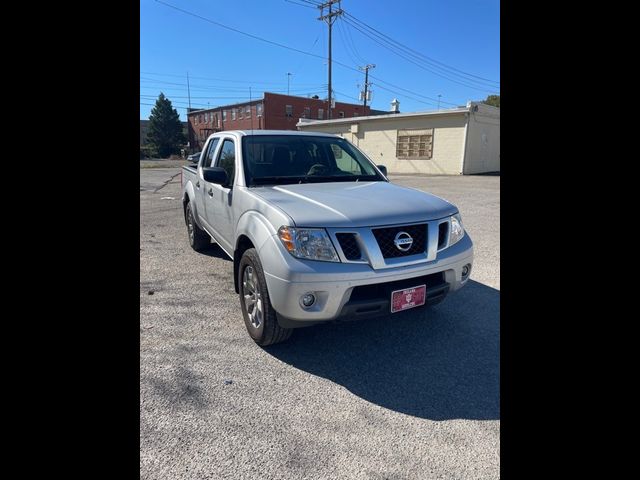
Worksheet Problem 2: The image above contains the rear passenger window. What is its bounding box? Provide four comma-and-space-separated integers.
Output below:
203, 138, 220, 167
215, 139, 235, 186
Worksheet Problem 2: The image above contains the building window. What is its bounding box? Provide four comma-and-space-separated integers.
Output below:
194, 115, 198, 125
238, 107, 243, 119
200, 114, 203, 123
256, 103, 263, 116
339, 111, 345, 118
353, 111, 359, 117
205, 112, 209, 123
396, 129, 434, 159
232, 109, 237, 120
318, 108, 324, 120
285, 105, 293, 117
303, 107, 310, 118
246, 106, 251, 118
223, 110, 227, 121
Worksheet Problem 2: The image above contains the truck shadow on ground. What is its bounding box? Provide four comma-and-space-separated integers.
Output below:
265, 280, 499, 421
200, 242, 232, 261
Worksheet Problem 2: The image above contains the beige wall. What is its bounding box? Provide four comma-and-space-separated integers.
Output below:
299, 113, 468, 175
463, 104, 500, 174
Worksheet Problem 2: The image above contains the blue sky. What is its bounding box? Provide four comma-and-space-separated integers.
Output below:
140, 0, 499, 120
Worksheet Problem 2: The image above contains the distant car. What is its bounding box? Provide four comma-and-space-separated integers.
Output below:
187, 152, 202, 163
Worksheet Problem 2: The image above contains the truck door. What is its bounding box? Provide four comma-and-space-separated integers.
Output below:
204, 137, 236, 253
196, 137, 220, 230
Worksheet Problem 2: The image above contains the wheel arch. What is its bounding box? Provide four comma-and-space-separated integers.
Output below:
233, 211, 278, 293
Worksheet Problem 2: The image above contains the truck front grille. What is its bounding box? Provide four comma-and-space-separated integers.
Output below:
372, 223, 427, 258
438, 221, 449, 249
335, 233, 362, 260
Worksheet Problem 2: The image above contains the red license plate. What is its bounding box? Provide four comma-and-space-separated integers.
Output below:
390, 285, 427, 313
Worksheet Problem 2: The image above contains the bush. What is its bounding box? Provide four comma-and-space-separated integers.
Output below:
140, 145, 158, 159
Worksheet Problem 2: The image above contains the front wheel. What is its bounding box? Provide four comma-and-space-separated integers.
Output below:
238, 248, 293, 346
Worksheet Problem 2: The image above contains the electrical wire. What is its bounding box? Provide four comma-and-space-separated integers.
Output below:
343, 11, 499, 87
152, 0, 472, 107
341, 15, 498, 93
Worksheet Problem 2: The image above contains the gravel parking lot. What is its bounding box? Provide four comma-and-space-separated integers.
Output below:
140, 169, 500, 479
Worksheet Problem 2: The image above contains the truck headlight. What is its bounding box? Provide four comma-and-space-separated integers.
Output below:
278, 226, 340, 262
449, 214, 465, 246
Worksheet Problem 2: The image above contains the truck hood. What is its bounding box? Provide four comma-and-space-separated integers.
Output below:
251, 181, 457, 228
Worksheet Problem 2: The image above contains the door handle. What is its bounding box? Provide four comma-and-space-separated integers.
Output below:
196, 181, 200, 188
208, 188, 214, 197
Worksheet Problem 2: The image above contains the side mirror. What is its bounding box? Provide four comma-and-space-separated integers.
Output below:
377, 165, 388, 176
202, 167, 228, 185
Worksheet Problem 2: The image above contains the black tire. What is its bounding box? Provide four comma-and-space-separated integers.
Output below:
185, 202, 210, 252
238, 248, 293, 346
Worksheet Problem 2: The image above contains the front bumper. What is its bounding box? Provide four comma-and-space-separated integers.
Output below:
259, 232, 473, 326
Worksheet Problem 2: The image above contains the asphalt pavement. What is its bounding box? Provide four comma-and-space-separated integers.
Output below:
140, 168, 500, 479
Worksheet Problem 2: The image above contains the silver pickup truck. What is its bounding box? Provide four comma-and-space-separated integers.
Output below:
181, 130, 473, 345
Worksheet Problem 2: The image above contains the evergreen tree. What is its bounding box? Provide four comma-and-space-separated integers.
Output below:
146, 93, 185, 157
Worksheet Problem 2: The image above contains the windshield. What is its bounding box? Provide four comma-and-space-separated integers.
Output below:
241, 135, 384, 186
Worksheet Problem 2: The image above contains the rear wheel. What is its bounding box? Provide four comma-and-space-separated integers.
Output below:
239, 248, 293, 346
185, 202, 210, 252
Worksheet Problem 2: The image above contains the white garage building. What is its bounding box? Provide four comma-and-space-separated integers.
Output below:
297, 101, 499, 175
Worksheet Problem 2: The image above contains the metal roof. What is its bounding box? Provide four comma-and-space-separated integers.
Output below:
296, 106, 471, 127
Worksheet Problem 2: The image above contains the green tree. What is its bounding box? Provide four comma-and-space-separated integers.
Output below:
146, 93, 185, 158
483, 94, 500, 108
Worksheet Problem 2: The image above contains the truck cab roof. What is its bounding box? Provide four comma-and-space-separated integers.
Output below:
215, 130, 341, 138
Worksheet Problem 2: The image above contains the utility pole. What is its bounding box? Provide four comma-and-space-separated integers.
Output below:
360, 64, 375, 109
437, 94, 442, 110
187, 72, 191, 110
318, 1, 342, 119
287, 72, 293, 96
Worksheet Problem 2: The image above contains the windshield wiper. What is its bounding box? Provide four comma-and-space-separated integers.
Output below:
250, 176, 306, 186
303, 175, 379, 183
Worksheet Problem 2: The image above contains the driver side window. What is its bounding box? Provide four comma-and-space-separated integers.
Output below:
215, 139, 236, 186
202, 138, 220, 168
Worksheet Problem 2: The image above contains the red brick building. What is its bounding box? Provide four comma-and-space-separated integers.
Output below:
187, 92, 371, 151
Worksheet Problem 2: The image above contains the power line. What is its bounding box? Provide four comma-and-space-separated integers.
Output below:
333, 89, 360, 102
141, 71, 295, 85
140, 86, 327, 96
341, 15, 368, 64
335, 15, 363, 67
367, 75, 458, 106
372, 84, 439, 108
343, 15, 494, 91
140, 87, 328, 99
153, 0, 468, 107
341, 15, 498, 93
284, 0, 317, 9
140, 76, 324, 90
343, 10, 499, 87
154, 0, 331, 62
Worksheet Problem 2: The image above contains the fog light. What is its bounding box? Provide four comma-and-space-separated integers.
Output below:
462, 264, 471, 278
301, 293, 316, 308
